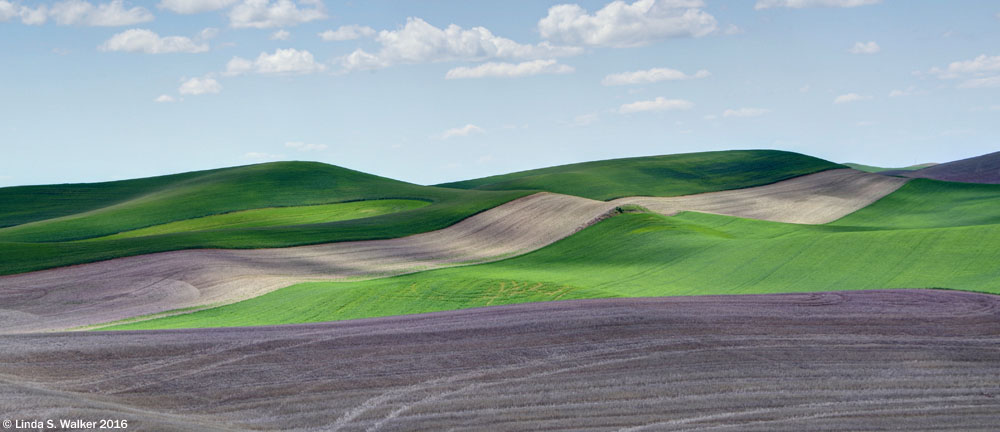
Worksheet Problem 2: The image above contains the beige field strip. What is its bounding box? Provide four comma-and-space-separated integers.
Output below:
0, 169, 906, 334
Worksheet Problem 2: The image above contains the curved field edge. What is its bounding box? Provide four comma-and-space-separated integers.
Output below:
89, 199, 431, 241
436, 149, 843, 200
110, 189, 1000, 330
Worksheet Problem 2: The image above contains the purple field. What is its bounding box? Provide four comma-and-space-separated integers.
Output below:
2, 289, 998, 431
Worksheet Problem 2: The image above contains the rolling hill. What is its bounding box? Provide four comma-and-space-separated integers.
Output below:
886, 150, 1000, 183
0, 150, 842, 276
436, 150, 842, 199
110, 177, 1000, 330
842, 162, 937, 173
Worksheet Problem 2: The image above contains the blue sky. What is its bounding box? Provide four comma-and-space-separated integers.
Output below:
1, 0, 998, 187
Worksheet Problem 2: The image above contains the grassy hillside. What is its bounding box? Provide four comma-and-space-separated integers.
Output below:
113, 179, 1000, 330
843, 162, 936, 173
0, 162, 529, 275
437, 150, 842, 200
93, 199, 430, 240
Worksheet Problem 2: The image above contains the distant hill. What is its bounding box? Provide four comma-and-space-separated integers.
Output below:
437, 150, 843, 200
843, 162, 937, 173
890, 151, 1000, 184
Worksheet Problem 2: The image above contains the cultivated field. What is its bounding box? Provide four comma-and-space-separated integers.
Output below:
1, 290, 997, 431
0, 169, 906, 333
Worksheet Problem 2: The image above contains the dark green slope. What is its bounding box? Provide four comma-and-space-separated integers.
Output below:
437, 150, 843, 200
0, 161, 528, 275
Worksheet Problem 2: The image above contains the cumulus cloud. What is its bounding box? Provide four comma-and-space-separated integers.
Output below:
3, 0, 152, 26
342, 17, 582, 71
445, 59, 573, 79
158, 0, 238, 14
441, 124, 484, 139
228, 0, 326, 29
284, 141, 327, 151
100, 29, 209, 53
833, 93, 871, 104
270, 29, 290, 40
754, 0, 881, 9
179, 76, 222, 95
848, 41, 880, 54
723, 107, 770, 117
319, 24, 375, 41
154, 94, 177, 102
50, 0, 152, 26
927, 54, 1000, 88
225, 48, 326, 75
602, 67, 709, 85
537, 0, 718, 48
619, 97, 693, 113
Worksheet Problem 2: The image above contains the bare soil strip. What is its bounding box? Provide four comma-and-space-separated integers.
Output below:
0, 169, 906, 333
613, 168, 908, 224
0, 290, 996, 431
892, 150, 1000, 184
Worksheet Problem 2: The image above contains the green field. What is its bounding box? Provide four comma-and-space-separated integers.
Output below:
0, 151, 838, 276
843, 162, 936, 173
110, 178, 1000, 330
438, 150, 842, 200
93, 199, 430, 240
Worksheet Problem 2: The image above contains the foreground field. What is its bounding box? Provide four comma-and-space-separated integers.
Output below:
2, 291, 997, 431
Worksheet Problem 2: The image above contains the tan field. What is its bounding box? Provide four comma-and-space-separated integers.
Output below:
0, 169, 907, 334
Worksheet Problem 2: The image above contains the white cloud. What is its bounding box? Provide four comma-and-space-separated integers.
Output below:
179, 76, 222, 95
50, 0, 153, 26
833, 93, 871, 104
441, 124, 484, 139
602, 67, 709, 85
319, 24, 375, 41
888, 86, 921, 97
200, 27, 219, 39
0, 1, 17, 21
619, 97, 693, 114
754, 0, 881, 9
342, 17, 582, 70
3, 0, 152, 26
445, 59, 573, 79
270, 29, 290, 40
284, 141, 327, 151
723, 107, 770, 117
228, 0, 326, 29
158, 0, 238, 14
957, 76, 1000, 89
848, 41, 879, 54
225, 48, 326, 75
154, 94, 177, 103
927, 54, 1000, 89
538, 0, 717, 48
100, 29, 209, 54
244, 152, 283, 159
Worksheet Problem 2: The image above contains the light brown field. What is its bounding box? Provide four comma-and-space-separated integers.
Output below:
0, 290, 997, 431
0, 169, 907, 333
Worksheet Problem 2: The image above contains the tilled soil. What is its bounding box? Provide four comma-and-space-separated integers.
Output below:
0, 169, 908, 333
613, 168, 908, 224
1, 289, 997, 431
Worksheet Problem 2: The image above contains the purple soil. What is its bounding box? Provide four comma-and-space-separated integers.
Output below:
888, 150, 1000, 184
1, 289, 998, 431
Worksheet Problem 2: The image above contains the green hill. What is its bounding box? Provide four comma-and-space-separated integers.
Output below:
843, 162, 936, 173
437, 150, 843, 200
0, 161, 528, 275
112, 178, 1000, 330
